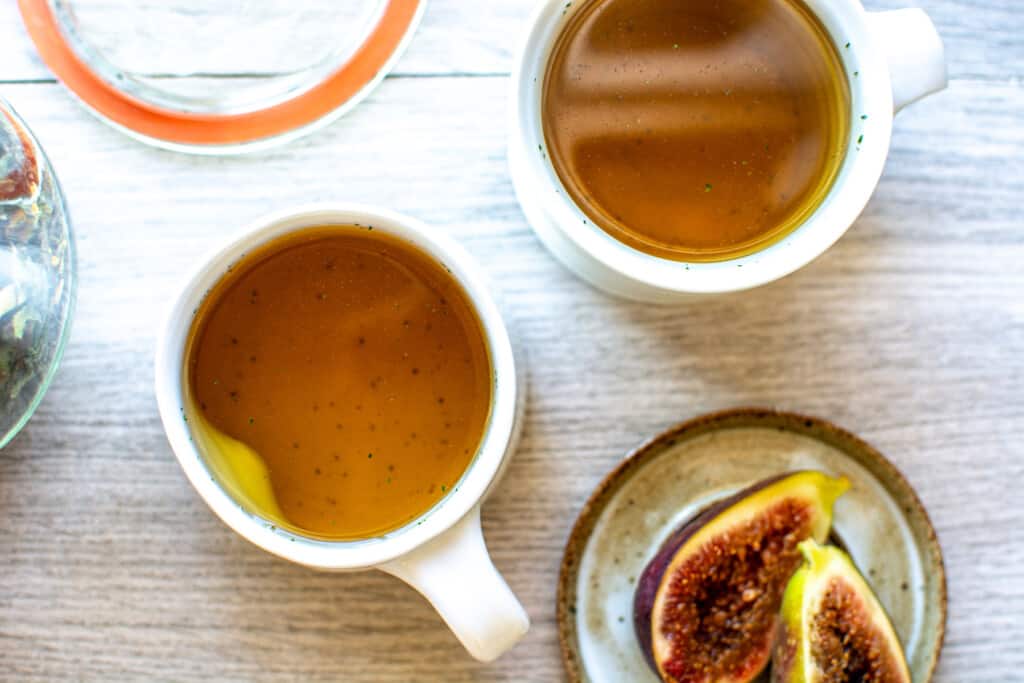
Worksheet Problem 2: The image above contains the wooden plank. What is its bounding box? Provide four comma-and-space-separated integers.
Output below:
0, 73, 1021, 680
0, 0, 529, 82
0, 1, 1019, 83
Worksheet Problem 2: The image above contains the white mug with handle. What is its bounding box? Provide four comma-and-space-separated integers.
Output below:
509, 0, 948, 302
154, 205, 529, 662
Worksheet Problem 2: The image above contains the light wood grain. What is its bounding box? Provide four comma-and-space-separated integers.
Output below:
0, 0, 529, 81
1, 0, 1019, 81
1, 1, 1023, 681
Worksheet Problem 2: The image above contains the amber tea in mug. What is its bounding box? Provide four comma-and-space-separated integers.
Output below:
542, 0, 851, 262
185, 228, 493, 540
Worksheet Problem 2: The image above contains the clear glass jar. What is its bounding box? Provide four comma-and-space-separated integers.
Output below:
19, 0, 425, 153
0, 99, 76, 448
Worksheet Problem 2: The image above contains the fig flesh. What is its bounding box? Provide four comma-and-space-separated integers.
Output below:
772, 540, 911, 683
634, 471, 849, 683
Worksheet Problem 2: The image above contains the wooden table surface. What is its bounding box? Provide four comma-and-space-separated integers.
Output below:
1, 1, 1021, 681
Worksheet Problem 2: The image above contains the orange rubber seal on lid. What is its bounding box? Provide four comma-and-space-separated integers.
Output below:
18, 0, 421, 147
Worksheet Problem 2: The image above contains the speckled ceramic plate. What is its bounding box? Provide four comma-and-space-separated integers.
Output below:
557, 408, 946, 683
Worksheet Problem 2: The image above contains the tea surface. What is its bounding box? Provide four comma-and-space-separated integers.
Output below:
543, 0, 851, 261
186, 228, 492, 540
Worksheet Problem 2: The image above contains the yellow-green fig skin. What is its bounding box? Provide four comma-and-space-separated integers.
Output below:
772, 547, 814, 683
772, 540, 912, 683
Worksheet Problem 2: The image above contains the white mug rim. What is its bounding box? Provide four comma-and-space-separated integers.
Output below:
510, 0, 895, 295
154, 204, 519, 570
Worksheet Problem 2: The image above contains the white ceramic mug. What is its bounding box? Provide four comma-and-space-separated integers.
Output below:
509, 0, 948, 302
154, 205, 529, 662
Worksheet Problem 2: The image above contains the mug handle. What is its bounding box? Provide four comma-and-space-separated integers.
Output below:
380, 507, 530, 662
866, 9, 947, 113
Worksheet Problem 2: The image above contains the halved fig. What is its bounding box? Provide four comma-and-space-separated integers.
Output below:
772, 539, 911, 683
634, 471, 849, 683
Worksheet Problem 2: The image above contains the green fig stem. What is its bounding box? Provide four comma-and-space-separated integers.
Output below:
797, 538, 832, 569
821, 475, 851, 508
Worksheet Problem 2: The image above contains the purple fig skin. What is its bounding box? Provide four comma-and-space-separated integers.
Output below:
633, 473, 790, 674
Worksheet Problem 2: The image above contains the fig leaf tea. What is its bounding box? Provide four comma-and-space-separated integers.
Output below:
185, 228, 493, 540
543, 0, 851, 262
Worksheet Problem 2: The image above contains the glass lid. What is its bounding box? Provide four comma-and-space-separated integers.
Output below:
18, 0, 424, 152
0, 99, 76, 448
